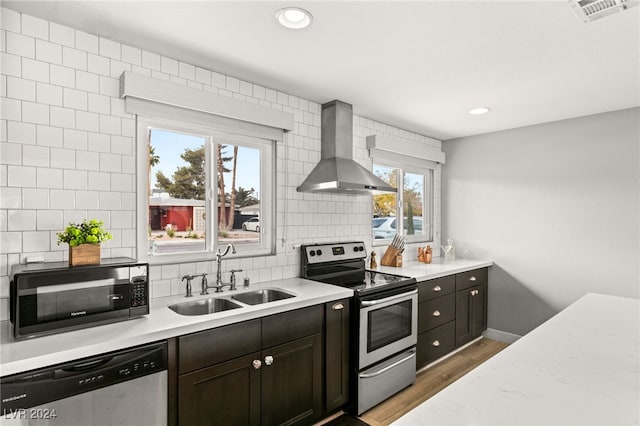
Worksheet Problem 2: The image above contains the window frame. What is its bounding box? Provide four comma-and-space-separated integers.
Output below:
372, 159, 435, 245
136, 116, 275, 265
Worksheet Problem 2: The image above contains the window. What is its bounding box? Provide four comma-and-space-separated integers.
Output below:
138, 118, 274, 263
372, 164, 433, 243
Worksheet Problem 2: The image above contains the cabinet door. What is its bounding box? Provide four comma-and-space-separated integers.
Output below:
178, 352, 261, 426
261, 334, 323, 426
325, 299, 350, 412
455, 284, 487, 347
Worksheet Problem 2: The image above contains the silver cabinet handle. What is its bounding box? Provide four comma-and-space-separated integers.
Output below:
264, 356, 274, 366
358, 349, 416, 378
470, 289, 479, 296
433, 285, 442, 292
252, 360, 262, 370
432, 340, 440, 347
361, 289, 417, 307
332, 302, 344, 310
432, 310, 441, 317
469, 276, 477, 281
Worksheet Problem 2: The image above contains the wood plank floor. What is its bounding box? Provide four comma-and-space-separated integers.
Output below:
359, 338, 509, 426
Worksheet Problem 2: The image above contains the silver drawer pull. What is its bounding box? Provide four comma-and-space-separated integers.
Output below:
470, 289, 479, 296
433, 285, 442, 292
332, 302, 344, 310
432, 340, 440, 347
469, 276, 477, 281
264, 356, 274, 366
252, 360, 262, 370
432, 310, 441, 317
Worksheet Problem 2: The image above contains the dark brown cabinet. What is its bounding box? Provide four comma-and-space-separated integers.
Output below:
416, 268, 488, 369
454, 268, 488, 347
176, 305, 325, 426
324, 299, 350, 413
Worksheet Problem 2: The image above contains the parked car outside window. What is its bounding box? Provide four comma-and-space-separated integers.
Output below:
372, 217, 422, 239
242, 217, 260, 232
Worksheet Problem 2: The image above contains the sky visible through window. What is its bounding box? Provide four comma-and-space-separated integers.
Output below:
150, 129, 260, 197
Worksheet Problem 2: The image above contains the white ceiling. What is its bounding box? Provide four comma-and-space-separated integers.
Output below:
5, 0, 639, 140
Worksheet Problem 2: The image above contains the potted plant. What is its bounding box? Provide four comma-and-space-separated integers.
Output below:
57, 219, 112, 266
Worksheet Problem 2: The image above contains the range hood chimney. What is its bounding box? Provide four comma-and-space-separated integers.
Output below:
296, 100, 396, 195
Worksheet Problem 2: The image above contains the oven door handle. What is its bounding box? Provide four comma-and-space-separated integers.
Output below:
358, 348, 416, 378
360, 289, 417, 307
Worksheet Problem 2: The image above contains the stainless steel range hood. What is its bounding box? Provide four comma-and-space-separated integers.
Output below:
296, 100, 396, 195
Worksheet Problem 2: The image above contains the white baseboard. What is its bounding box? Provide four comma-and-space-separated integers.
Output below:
483, 328, 521, 344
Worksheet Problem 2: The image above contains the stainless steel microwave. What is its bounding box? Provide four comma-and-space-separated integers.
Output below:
9, 258, 149, 339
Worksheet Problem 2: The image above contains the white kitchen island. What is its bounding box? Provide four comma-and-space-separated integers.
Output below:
393, 293, 639, 426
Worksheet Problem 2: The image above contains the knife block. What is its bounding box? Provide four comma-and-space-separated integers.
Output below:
380, 246, 403, 267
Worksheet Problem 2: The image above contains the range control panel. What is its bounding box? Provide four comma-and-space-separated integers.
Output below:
302, 242, 367, 264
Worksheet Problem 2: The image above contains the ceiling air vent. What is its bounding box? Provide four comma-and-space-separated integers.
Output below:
569, 0, 639, 22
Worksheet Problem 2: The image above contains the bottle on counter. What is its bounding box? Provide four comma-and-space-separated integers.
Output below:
369, 251, 378, 269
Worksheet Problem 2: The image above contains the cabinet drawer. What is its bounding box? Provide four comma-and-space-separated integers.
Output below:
262, 305, 323, 349
178, 319, 261, 374
417, 321, 455, 368
418, 293, 455, 333
455, 268, 488, 291
418, 275, 455, 302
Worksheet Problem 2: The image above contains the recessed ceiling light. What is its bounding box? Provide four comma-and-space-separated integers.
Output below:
469, 107, 490, 115
276, 7, 313, 29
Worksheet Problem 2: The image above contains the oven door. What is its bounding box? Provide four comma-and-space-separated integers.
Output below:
358, 287, 418, 368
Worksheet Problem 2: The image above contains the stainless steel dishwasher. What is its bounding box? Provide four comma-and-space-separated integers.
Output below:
1, 341, 167, 426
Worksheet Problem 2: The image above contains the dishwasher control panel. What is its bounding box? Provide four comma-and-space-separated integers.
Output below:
1, 341, 167, 412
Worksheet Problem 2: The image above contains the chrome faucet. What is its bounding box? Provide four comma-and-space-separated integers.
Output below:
200, 244, 240, 294
182, 274, 194, 297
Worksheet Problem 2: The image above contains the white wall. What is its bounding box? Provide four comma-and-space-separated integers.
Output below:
0, 8, 442, 321
443, 108, 640, 336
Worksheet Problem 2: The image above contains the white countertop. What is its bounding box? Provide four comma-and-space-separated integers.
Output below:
374, 257, 492, 281
0, 278, 352, 377
393, 293, 640, 426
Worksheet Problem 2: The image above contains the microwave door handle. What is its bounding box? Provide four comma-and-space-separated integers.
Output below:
358, 349, 416, 378
360, 289, 417, 307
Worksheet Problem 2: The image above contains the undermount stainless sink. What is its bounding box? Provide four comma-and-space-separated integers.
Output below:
169, 298, 242, 316
231, 288, 295, 305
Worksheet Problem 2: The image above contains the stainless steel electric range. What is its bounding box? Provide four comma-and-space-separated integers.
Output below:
300, 241, 418, 415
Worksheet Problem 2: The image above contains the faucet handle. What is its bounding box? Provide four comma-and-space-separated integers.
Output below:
200, 273, 209, 295
229, 269, 243, 290
182, 275, 194, 297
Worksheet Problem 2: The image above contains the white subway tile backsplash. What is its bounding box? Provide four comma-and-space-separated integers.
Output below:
50, 22, 74, 48
179, 62, 195, 80
99, 37, 120, 60
22, 101, 49, 125
109, 59, 131, 79
36, 210, 63, 230
0, 232, 22, 254
50, 189, 75, 209
7, 121, 36, 144
36, 82, 63, 106
63, 87, 87, 110
76, 150, 100, 171
87, 53, 109, 76
0, 141, 21, 165
7, 76, 35, 101
1, 97, 21, 121
22, 188, 49, 209
22, 57, 49, 83
0, 187, 22, 208
110, 173, 132, 192
22, 230, 50, 252
8, 209, 36, 231
195, 67, 211, 85
75, 190, 99, 209
50, 147, 76, 169
49, 105, 75, 128
99, 192, 121, 210
36, 125, 63, 148
0, 7, 21, 32
88, 93, 110, 114
7, 165, 36, 187
49, 64, 74, 87
63, 128, 88, 150
75, 30, 98, 54
121, 45, 141, 66
35, 39, 62, 65
6, 31, 34, 58
76, 70, 99, 93
62, 169, 87, 190
21, 14, 48, 40
36, 167, 63, 188
110, 135, 132, 155
87, 132, 110, 152
22, 144, 49, 167
99, 114, 120, 135
87, 171, 110, 190
99, 152, 121, 172
160, 56, 179, 75
1, 52, 21, 77
75, 110, 99, 132
141, 50, 161, 71
98, 76, 118, 97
